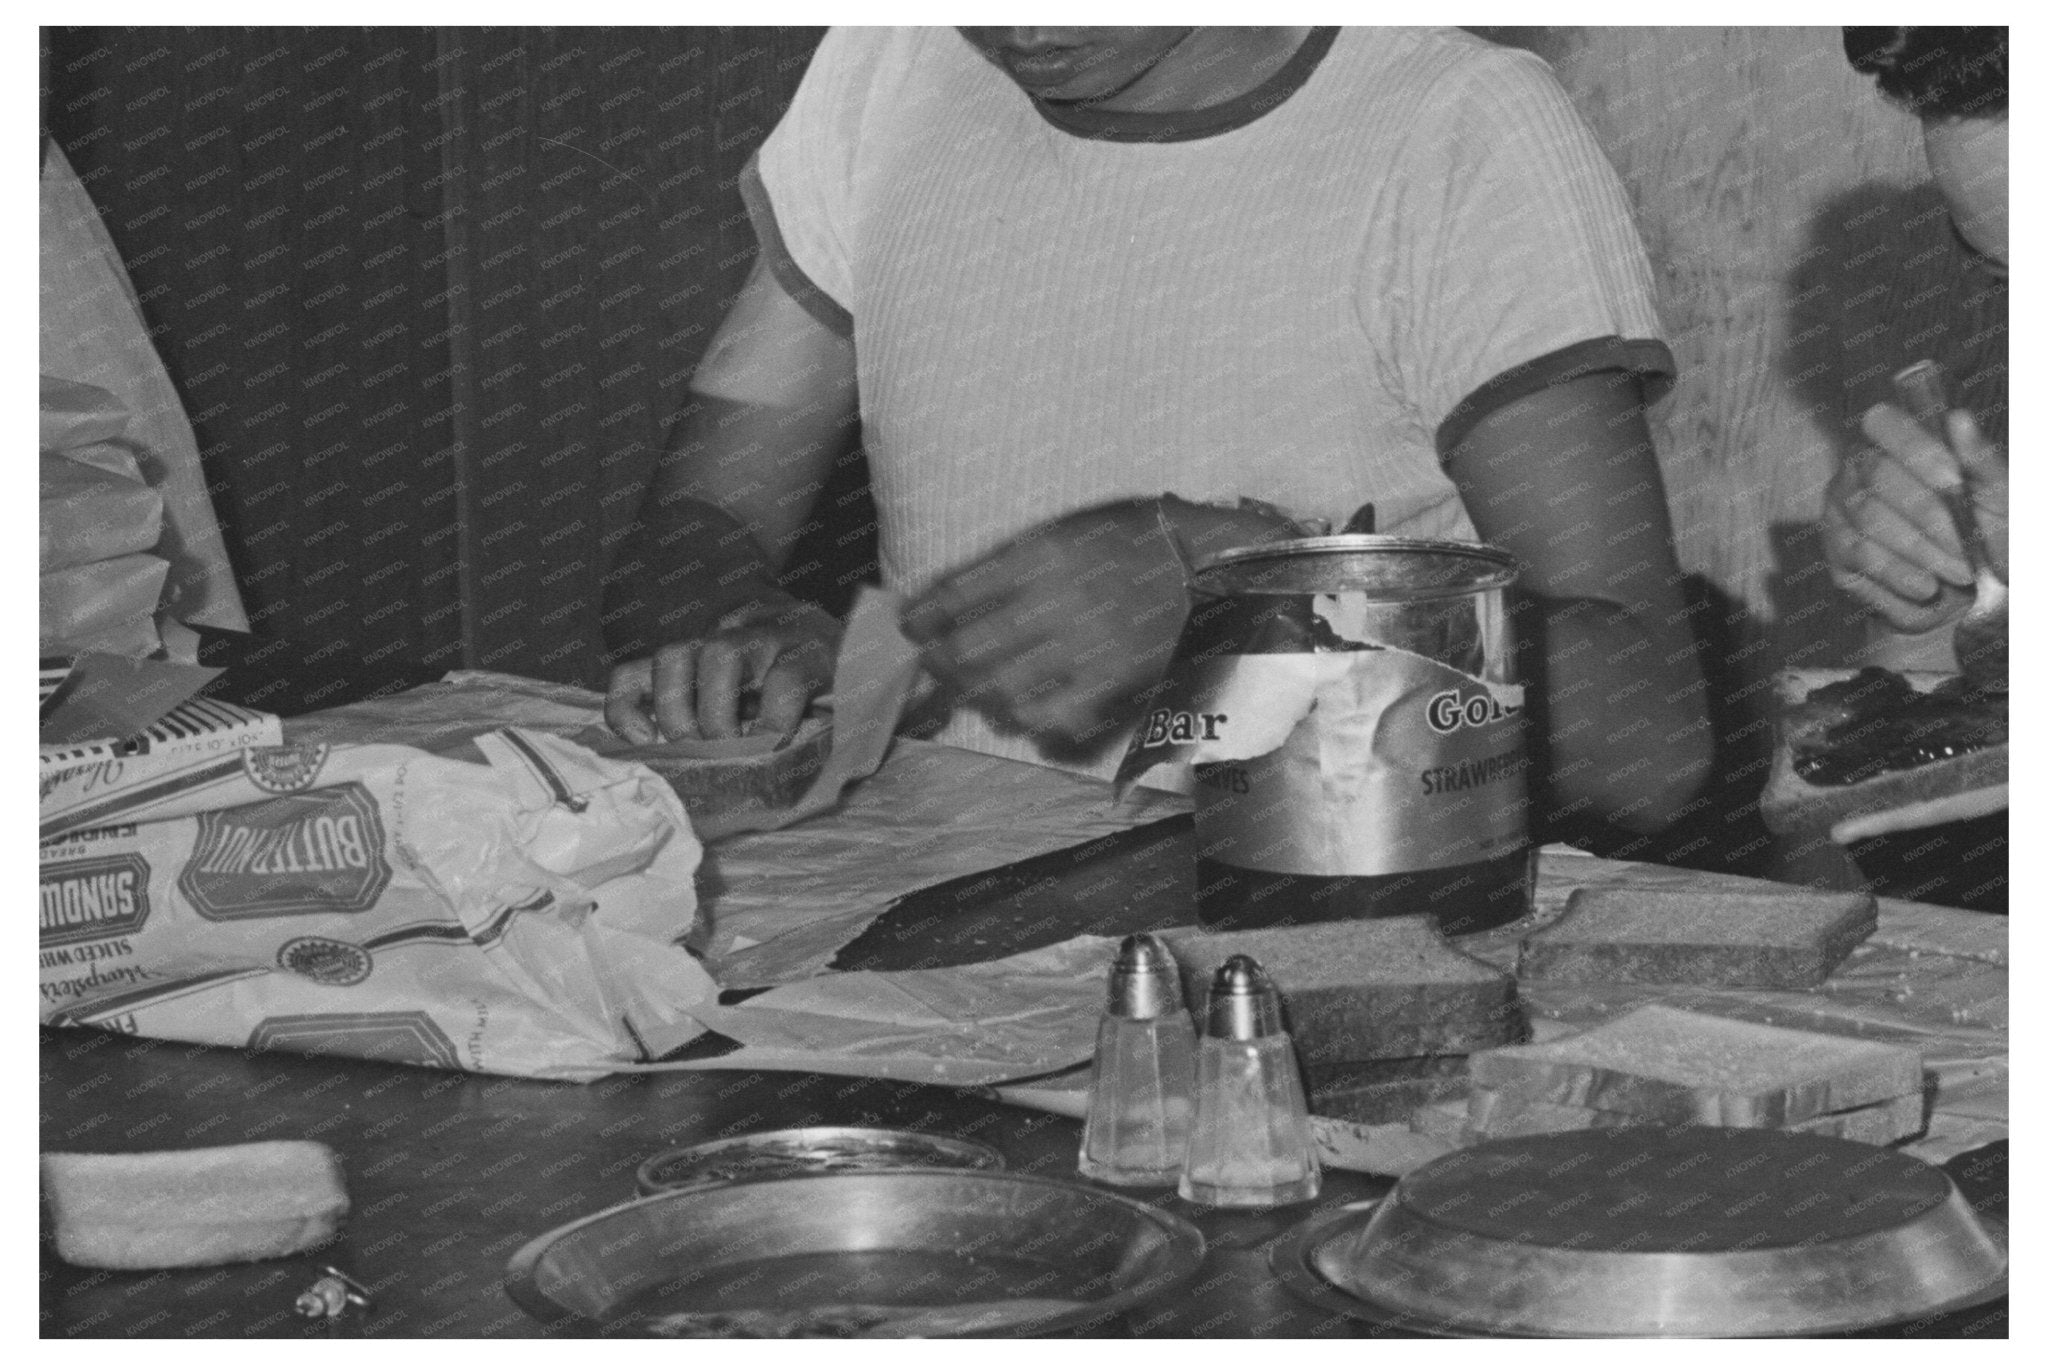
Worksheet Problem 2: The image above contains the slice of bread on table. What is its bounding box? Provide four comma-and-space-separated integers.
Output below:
42, 1141, 349, 1269
1761, 668, 2006, 841
1466, 1004, 1922, 1127
1159, 916, 1525, 1070
1515, 885, 1876, 988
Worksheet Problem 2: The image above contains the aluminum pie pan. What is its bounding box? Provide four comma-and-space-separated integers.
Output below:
636, 1127, 1004, 1196
506, 1169, 1206, 1338
1269, 1128, 2007, 1338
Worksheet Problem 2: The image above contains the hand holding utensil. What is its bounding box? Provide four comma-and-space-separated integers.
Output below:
1890, 361, 2006, 686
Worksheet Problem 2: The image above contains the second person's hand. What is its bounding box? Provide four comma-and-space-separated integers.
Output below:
1821, 402, 2008, 633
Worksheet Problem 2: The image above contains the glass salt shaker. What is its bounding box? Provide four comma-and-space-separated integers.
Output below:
1179, 953, 1321, 1207
1078, 933, 1196, 1186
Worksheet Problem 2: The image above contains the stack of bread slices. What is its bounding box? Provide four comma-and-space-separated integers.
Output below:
1160, 917, 1525, 1125
1412, 1003, 1927, 1149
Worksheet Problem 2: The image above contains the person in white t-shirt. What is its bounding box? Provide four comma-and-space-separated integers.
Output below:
607, 26, 1712, 836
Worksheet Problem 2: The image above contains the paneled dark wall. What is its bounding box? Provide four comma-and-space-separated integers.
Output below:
43, 26, 868, 716
430, 28, 863, 678
47, 28, 460, 714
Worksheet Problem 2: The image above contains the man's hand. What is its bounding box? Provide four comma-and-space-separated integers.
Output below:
1821, 403, 2008, 633
605, 595, 840, 744
899, 497, 1295, 751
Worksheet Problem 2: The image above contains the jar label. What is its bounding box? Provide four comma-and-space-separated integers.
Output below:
1176, 648, 1527, 876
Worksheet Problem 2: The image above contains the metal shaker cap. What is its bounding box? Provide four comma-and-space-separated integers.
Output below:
1202, 954, 1285, 1041
1106, 933, 1184, 1019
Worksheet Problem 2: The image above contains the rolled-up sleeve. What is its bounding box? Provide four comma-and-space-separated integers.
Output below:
745, 26, 892, 337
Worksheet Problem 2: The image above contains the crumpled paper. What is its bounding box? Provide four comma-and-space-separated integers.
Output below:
42, 145, 246, 640
40, 446, 164, 571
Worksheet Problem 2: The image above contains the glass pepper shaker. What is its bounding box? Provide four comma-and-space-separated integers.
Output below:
1179, 953, 1321, 1207
1078, 933, 1196, 1186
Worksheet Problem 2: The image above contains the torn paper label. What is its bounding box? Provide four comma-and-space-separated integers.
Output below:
1128, 653, 1351, 766
1196, 648, 1527, 877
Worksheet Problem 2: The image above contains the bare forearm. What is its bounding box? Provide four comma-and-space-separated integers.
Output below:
656, 391, 849, 575
604, 392, 846, 657
1523, 593, 1712, 834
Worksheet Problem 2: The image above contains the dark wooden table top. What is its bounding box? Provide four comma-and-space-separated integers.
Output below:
40, 820, 2008, 1338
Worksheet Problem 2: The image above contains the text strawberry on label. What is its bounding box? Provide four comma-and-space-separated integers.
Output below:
180, 783, 393, 919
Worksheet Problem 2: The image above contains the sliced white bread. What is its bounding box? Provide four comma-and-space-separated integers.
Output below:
42, 1141, 349, 1269
1515, 886, 1877, 989
1408, 1098, 1472, 1145
1466, 1004, 1922, 1126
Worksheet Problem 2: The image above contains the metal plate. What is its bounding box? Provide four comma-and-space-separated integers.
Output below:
636, 1127, 1003, 1196
506, 1169, 1205, 1338
1269, 1129, 2008, 1338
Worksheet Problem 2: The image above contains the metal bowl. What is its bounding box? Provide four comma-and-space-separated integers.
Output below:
506, 1169, 1205, 1337
1271, 1127, 2006, 1337
636, 1127, 1004, 1196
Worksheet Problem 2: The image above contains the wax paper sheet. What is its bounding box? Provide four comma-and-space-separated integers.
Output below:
699, 745, 1186, 987
42, 147, 246, 636
643, 936, 1119, 1086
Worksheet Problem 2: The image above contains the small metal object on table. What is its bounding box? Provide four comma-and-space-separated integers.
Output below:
294, 1266, 373, 1334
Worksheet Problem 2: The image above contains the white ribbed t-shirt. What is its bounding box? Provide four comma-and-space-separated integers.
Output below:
743, 26, 1674, 778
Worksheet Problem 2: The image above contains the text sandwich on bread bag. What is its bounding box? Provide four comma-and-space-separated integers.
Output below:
1118, 537, 1530, 936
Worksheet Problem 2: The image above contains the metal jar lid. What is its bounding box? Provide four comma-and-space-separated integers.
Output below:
635, 1127, 1005, 1197
1106, 932, 1184, 1019
1196, 535, 1521, 602
1201, 955, 1286, 1042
